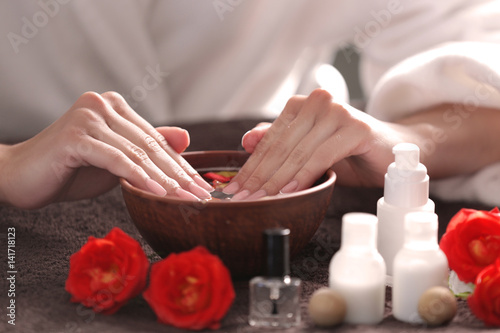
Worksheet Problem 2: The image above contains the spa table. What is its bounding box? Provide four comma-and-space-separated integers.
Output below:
0, 119, 495, 333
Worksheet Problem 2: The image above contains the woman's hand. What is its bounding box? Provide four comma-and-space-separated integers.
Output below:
226, 89, 500, 202
0, 91, 213, 209
224, 89, 411, 200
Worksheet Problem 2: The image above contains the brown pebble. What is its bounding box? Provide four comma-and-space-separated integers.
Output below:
418, 286, 457, 326
308, 288, 346, 327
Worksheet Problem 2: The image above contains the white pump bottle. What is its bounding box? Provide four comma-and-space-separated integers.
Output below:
377, 143, 435, 280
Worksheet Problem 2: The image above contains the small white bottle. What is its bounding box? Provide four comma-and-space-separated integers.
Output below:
392, 211, 449, 323
377, 143, 435, 280
329, 213, 386, 325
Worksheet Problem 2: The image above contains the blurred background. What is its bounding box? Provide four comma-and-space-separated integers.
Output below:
333, 45, 364, 104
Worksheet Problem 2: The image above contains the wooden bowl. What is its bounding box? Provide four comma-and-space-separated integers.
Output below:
120, 150, 336, 278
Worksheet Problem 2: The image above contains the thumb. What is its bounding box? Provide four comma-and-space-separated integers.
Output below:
241, 122, 271, 153
155, 126, 190, 153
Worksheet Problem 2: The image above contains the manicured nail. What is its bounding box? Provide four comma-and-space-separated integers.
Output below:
194, 174, 214, 192
280, 180, 299, 194
146, 178, 167, 197
175, 188, 200, 201
223, 182, 240, 194
246, 189, 267, 201
241, 130, 251, 147
231, 189, 250, 201
189, 183, 212, 199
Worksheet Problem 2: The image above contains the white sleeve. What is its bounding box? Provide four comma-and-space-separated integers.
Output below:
362, 1, 500, 206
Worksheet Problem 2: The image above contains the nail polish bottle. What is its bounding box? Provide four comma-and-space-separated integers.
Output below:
377, 143, 435, 281
249, 228, 301, 328
329, 213, 386, 325
392, 211, 449, 323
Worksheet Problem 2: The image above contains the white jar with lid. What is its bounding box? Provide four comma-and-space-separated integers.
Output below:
392, 211, 449, 323
329, 213, 386, 325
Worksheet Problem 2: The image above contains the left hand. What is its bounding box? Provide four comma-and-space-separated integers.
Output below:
224, 89, 406, 200
0, 91, 213, 209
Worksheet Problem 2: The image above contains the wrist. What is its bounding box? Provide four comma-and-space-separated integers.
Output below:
395, 122, 439, 168
389, 120, 447, 179
394, 103, 500, 179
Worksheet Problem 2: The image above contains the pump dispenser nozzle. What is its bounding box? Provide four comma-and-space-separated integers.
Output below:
385, 143, 429, 208
394, 143, 419, 170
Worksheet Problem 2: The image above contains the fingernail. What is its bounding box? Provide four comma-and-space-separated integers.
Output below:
246, 189, 267, 201
231, 189, 250, 201
223, 182, 240, 194
194, 174, 214, 192
189, 183, 212, 199
146, 178, 167, 197
241, 130, 251, 146
175, 188, 200, 201
280, 180, 299, 194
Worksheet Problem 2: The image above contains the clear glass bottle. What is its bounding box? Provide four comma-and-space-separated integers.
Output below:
392, 211, 449, 323
249, 228, 301, 328
329, 213, 386, 325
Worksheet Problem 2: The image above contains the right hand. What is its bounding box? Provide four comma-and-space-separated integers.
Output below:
0, 91, 213, 209
224, 89, 404, 200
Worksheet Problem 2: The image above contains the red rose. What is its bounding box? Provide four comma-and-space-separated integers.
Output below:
65, 227, 149, 314
468, 258, 500, 326
440, 208, 500, 283
143, 246, 235, 330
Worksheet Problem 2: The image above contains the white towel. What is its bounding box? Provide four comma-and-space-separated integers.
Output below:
366, 42, 500, 206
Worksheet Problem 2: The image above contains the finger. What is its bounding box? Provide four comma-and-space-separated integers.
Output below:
95, 120, 211, 200
241, 123, 271, 153
74, 136, 197, 200
257, 128, 336, 197
243, 96, 365, 199
243, 113, 339, 200
76, 93, 209, 199
95, 127, 174, 188
100, 92, 213, 192
155, 126, 190, 154
90, 137, 200, 201
224, 95, 306, 194
230, 89, 334, 198
282, 119, 370, 194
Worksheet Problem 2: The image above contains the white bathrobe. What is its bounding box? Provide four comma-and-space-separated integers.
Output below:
1, 0, 500, 205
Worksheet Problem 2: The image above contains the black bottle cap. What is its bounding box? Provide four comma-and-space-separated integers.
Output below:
264, 228, 290, 277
